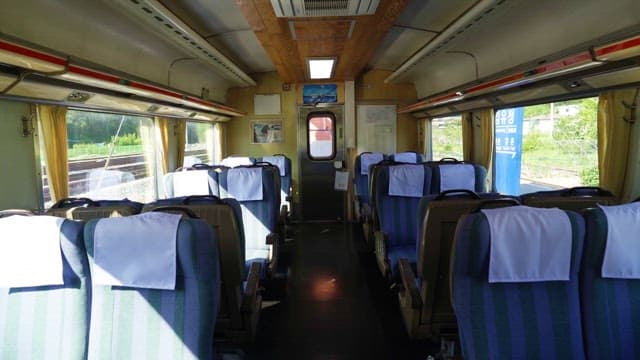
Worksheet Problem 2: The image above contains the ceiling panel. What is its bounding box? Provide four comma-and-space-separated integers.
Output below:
158, 0, 252, 35
396, 0, 476, 31
292, 20, 353, 40
236, 0, 409, 82
214, 31, 275, 73
369, 27, 436, 70
158, 0, 274, 74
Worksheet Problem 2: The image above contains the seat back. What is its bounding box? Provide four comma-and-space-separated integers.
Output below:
84, 215, 220, 359
163, 168, 221, 198
415, 192, 515, 337
522, 186, 617, 211
220, 156, 255, 168
427, 158, 487, 193
46, 197, 142, 220
354, 152, 386, 210
0, 216, 88, 360
143, 195, 246, 331
259, 154, 293, 211
390, 151, 423, 163
219, 165, 280, 276
452, 207, 585, 359
581, 204, 640, 359
374, 163, 433, 249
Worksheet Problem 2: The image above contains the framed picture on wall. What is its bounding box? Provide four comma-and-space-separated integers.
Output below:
251, 120, 283, 144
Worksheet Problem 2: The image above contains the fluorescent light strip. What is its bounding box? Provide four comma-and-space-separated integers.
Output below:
308, 59, 335, 79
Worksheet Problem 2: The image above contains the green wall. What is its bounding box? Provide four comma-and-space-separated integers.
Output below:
0, 100, 40, 210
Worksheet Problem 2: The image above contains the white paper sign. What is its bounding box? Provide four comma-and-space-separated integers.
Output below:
334, 170, 349, 191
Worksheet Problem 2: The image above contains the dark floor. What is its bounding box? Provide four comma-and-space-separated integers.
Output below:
244, 222, 439, 360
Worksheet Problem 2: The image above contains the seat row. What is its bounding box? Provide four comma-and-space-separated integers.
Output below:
0, 210, 232, 359
393, 185, 618, 346
218, 154, 293, 216
15, 196, 264, 342
450, 200, 640, 359
356, 156, 487, 281
163, 163, 282, 280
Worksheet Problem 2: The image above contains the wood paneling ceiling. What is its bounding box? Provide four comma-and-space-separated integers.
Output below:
236, 0, 409, 83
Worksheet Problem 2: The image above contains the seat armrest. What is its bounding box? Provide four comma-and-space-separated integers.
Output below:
266, 232, 279, 245
374, 231, 388, 257
241, 262, 262, 312
399, 258, 423, 309
374, 231, 390, 277
279, 204, 288, 222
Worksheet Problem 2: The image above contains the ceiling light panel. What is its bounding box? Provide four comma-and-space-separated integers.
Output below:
308, 58, 335, 79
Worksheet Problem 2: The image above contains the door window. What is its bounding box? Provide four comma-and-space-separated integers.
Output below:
308, 113, 336, 160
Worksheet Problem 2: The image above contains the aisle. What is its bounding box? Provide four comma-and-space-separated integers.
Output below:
247, 222, 391, 359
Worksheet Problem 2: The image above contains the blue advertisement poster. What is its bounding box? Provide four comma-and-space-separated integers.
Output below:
495, 107, 524, 195
303, 84, 337, 104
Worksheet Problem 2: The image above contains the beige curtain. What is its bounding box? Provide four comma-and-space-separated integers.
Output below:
598, 88, 639, 201
156, 117, 172, 174
213, 122, 224, 164
474, 108, 495, 191
38, 105, 69, 202
461, 112, 473, 162
175, 119, 187, 169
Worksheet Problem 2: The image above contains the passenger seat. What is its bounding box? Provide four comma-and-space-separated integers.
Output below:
451, 204, 586, 359
373, 163, 432, 281
144, 195, 261, 343
521, 186, 617, 211
84, 212, 221, 359
219, 164, 281, 279
46, 197, 142, 220
581, 202, 640, 358
398, 192, 514, 339
0, 214, 88, 360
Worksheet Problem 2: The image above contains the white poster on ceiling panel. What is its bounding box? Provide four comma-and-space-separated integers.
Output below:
356, 104, 396, 155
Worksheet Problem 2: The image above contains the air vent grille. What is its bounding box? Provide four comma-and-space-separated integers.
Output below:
271, 0, 379, 17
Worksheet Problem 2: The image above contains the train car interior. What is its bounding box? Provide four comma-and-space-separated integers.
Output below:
1, 0, 640, 359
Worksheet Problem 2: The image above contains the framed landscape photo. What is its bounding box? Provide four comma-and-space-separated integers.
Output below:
251, 120, 283, 144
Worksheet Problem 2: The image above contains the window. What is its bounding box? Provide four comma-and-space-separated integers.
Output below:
308, 113, 336, 160
494, 97, 599, 195
41, 110, 157, 206
184, 121, 214, 167
431, 116, 463, 161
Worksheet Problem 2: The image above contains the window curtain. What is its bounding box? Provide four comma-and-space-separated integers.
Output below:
474, 108, 494, 191
597, 88, 640, 201
461, 112, 473, 162
38, 105, 69, 202
175, 119, 187, 169
204, 123, 215, 164
213, 122, 223, 164
156, 117, 172, 174
214, 122, 226, 162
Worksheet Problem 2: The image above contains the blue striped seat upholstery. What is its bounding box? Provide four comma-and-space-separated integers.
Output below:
163, 169, 221, 198
84, 218, 221, 359
581, 207, 640, 359
219, 165, 280, 279
374, 164, 432, 280
0, 218, 88, 360
452, 211, 586, 359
